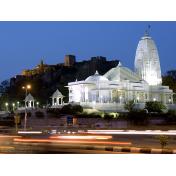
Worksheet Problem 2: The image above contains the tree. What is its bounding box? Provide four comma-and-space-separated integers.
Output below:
162, 70, 176, 102
156, 135, 169, 149
72, 105, 83, 114
124, 100, 135, 112
145, 101, 166, 113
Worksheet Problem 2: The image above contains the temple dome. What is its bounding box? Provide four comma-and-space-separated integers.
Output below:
85, 70, 109, 82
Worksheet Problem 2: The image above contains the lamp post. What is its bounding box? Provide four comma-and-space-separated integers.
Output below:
17, 101, 20, 109
5, 102, 9, 112
12, 103, 15, 111
22, 84, 31, 131
169, 98, 172, 104
36, 102, 39, 108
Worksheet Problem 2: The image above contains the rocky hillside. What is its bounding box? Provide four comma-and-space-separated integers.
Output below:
0, 56, 119, 108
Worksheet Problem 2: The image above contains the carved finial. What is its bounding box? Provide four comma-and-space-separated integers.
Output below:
95, 70, 99, 75
145, 25, 151, 36
117, 61, 122, 67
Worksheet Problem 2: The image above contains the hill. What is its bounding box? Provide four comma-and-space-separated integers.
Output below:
0, 55, 119, 109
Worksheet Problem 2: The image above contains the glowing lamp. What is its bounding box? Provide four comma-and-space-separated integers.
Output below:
27, 85, 31, 89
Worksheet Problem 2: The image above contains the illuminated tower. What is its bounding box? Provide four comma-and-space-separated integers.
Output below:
134, 29, 162, 86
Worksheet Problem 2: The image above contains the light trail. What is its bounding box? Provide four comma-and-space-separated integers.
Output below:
0, 146, 14, 150
86, 130, 176, 136
0, 135, 22, 138
13, 138, 131, 146
18, 131, 42, 134
50, 135, 112, 140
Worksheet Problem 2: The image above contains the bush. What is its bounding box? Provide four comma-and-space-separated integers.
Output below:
72, 105, 83, 114
60, 104, 83, 115
103, 113, 114, 119
164, 110, 176, 123
145, 101, 166, 113
60, 104, 72, 114
19, 112, 31, 119
127, 110, 149, 125
35, 111, 44, 118
124, 100, 135, 112
46, 108, 61, 116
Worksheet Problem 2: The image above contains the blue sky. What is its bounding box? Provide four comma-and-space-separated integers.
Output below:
0, 21, 176, 82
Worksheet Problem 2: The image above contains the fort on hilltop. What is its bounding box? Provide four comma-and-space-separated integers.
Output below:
20, 55, 118, 78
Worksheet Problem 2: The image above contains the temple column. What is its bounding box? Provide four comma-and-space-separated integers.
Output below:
171, 94, 174, 104
163, 94, 166, 104
52, 98, 54, 106
33, 101, 35, 108
56, 98, 59, 105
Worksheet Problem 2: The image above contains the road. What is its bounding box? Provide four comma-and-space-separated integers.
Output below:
86, 130, 176, 149
0, 130, 176, 153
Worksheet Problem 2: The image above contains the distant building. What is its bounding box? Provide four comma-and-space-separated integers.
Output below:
64, 55, 76, 67
91, 56, 106, 62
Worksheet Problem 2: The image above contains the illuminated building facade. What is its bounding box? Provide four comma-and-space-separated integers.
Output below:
67, 32, 174, 111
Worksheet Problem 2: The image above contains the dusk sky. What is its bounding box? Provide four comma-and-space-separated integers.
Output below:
0, 21, 176, 82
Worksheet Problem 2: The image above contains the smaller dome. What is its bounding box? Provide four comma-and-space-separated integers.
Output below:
85, 70, 109, 82
25, 93, 34, 101
51, 89, 64, 98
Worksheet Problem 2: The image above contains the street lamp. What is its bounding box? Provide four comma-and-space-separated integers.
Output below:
169, 98, 172, 104
36, 102, 39, 108
5, 102, 9, 112
12, 103, 15, 111
22, 84, 31, 131
17, 101, 20, 108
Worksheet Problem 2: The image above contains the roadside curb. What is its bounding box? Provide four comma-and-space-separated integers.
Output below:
13, 142, 176, 154
83, 145, 176, 154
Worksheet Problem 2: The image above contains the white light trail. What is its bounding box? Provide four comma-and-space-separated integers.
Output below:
18, 131, 42, 134
87, 130, 176, 136
50, 135, 112, 140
